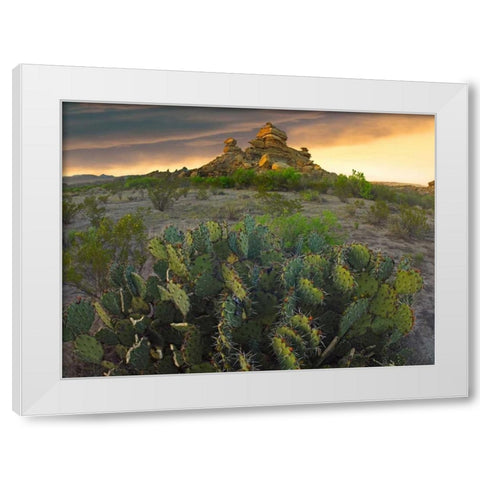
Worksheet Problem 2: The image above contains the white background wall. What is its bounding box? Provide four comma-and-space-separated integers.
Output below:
1, 1, 477, 478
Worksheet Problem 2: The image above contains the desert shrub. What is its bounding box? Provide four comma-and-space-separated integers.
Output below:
255, 191, 303, 216
216, 176, 236, 189
300, 190, 321, 202
299, 175, 332, 193
190, 176, 235, 189
63, 216, 423, 377
417, 193, 434, 210
344, 199, 365, 218
124, 176, 158, 190
371, 184, 398, 203
389, 205, 430, 238
105, 180, 126, 200
195, 187, 210, 200
334, 174, 350, 201
82, 195, 108, 227
257, 211, 342, 249
372, 184, 434, 210
217, 202, 243, 221
147, 174, 183, 211
64, 211, 147, 294
344, 203, 357, 217
232, 168, 256, 187
335, 170, 372, 201
255, 168, 301, 192
367, 200, 390, 225
63, 196, 82, 225
405, 252, 425, 267
348, 170, 372, 199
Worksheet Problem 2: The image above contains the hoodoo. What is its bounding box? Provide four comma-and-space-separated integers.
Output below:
194, 122, 326, 177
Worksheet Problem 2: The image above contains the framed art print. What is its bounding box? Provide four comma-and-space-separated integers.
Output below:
13, 65, 468, 415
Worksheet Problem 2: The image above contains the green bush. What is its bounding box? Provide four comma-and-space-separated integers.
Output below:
389, 205, 430, 238
216, 202, 243, 221
255, 191, 303, 216
82, 195, 107, 227
344, 199, 365, 218
124, 176, 158, 190
147, 174, 183, 211
231, 168, 256, 187
195, 187, 210, 200
105, 180, 127, 200
300, 190, 321, 202
371, 184, 398, 203
255, 168, 301, 192
334, 174, 350, 201
63, 196, 82, 225
300, 176, 332, 193
348, 170, 372, 199
63, 216, 423, 377
367, 200, 390, 225
257, 211, 342, 249
334, 170, 372, 201
190, 175, 235, 189
372, 184, 434, 210
64, 212, 147, 294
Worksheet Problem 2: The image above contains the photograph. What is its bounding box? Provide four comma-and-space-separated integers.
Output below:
62, 103, 435, 377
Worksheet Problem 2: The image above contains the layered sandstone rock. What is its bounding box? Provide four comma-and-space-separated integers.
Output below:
195, 122, 325, 177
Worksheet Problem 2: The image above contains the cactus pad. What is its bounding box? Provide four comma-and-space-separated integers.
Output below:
346, 244, 371, 271
101, 291, 123, 316
332, 265, 355, 293
205, 221, 222, 243
163, 225, 184, 244
272, 337, 300, 369
65, 300, 95, 338
392, 303, 415, 335
297, 278, 325, 306
339, 298, 370, 337
222, 265, 247, 300
126, 337, 152, 371
355, 273, 379, 298
74, 334, 104, 364
394, 269, 423, 295
375, 255, 394, 282
148, 237, 168, 261
369, 284, 397, 318
95, 327, 119, 345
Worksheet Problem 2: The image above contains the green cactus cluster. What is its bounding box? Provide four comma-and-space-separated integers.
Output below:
63, 216, 424, 376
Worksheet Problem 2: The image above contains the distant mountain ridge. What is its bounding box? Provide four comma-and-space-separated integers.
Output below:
62, 174, 117, 186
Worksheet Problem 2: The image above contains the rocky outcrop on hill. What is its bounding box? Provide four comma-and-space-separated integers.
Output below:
193, 122, 326, 177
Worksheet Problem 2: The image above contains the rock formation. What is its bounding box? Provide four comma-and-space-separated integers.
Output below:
194, 122, 325, 177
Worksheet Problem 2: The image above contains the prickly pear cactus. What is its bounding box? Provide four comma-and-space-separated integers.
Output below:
74, 334, 104, 364
64, 300, 95, 340
63, 216, 424, 376
345, 244, 371, 271
332, 265, 355, 293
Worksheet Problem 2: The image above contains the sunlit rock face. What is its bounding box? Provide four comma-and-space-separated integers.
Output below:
196, 122, 325, 177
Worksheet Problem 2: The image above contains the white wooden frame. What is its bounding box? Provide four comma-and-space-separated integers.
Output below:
12, 65, 468, 416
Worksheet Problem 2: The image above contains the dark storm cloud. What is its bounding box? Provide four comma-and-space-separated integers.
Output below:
62, 102, 433, 174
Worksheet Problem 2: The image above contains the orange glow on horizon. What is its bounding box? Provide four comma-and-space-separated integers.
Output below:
307, 130, 435, 186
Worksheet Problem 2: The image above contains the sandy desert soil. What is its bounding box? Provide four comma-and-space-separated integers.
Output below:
64, 187, 434, 365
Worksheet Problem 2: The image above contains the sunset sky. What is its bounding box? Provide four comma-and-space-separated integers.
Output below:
62, 102, 435, 185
